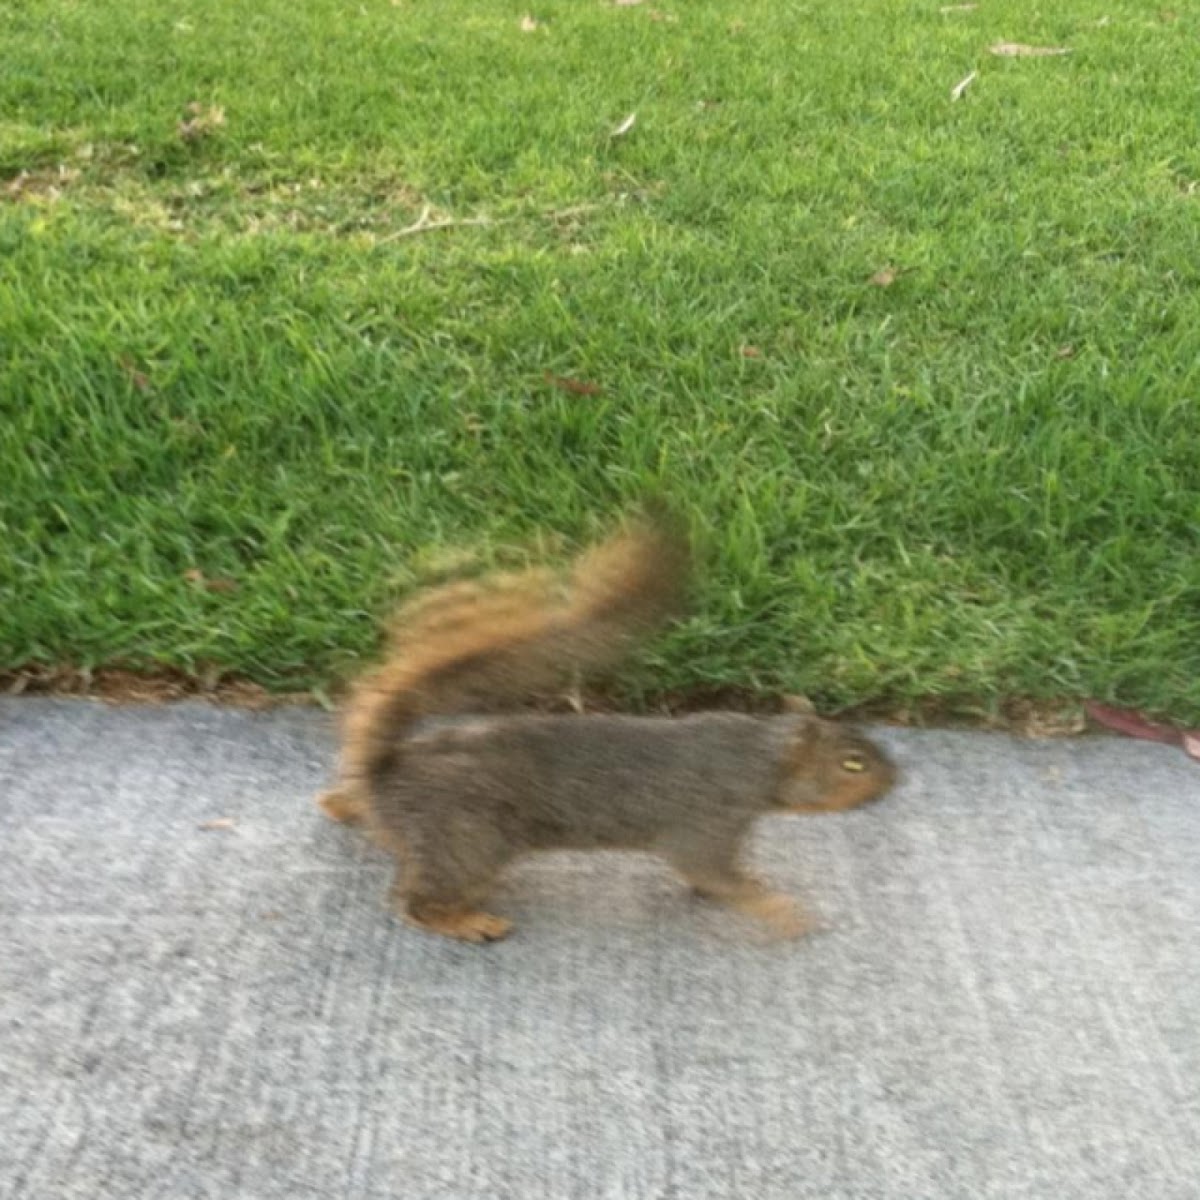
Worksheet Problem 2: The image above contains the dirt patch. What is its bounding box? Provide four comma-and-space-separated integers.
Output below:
1, 665, 314, 710
2, 165, 80, 203
1, 662, 1094, 737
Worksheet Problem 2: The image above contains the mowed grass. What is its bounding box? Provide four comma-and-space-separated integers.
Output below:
2, 0, 1199, 719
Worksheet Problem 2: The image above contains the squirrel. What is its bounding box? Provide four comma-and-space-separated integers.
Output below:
317, 506, 897, 943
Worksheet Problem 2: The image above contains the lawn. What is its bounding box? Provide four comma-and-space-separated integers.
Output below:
2, 0, 1199, 721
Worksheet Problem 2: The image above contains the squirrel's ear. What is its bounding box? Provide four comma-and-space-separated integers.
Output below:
785, 714, 825, 761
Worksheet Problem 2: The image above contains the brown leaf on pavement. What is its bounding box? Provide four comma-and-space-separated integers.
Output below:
1084, 701, 1181, 746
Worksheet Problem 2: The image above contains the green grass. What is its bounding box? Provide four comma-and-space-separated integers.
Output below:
2, 0, 1199, 720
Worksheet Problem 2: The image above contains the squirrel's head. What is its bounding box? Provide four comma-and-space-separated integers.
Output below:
776, 718, 897, 812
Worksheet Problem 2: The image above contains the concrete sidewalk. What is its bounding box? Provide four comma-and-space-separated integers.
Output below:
1, 698, 1197, 1200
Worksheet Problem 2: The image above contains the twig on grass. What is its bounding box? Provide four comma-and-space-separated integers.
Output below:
377, 204, 497, 241
375, 201, 608, 244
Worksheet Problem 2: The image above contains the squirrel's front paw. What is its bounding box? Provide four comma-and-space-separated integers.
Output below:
405, 905, 514, 944
317, 787, 367, 825
743, 892, 817, 939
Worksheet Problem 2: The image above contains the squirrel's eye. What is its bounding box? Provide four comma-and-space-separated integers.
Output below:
841, 756, 866, 773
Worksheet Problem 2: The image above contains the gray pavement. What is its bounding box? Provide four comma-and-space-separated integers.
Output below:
1, 697, 1197, 1200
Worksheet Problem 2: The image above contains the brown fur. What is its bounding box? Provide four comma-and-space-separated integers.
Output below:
319, 507, 896, 943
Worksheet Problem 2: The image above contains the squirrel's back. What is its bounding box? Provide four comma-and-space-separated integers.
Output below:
370, 711, 894, 852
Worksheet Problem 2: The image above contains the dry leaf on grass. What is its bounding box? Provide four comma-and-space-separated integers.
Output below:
178, 102, 226, 142
117, 355, 152, 393
183, 568, 239, 594
610, 112, 637, 138
1055, 344, 1076, 359
543, 371, 603, 396
940, 4, 978, 11
989, 42, 1071, 57
613, 0, 645, 6
950, 70, 977, 100
519, 14, 539, 31
739, 344, 763, 358
869, 266, 899, 287
198, 817, 236, 831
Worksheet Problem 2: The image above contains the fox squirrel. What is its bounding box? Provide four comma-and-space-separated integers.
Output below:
318, 507, 896, 943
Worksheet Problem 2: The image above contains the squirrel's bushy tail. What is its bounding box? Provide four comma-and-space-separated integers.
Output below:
339, 505, 691, 787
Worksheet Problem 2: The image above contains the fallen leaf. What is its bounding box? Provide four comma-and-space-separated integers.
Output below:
1084, 701, 1181, 746
198, 817, 236, 831
989, 42, 1071, 57
940, 3, 977, 11
117, 355, 152, 392
183, 568, 239, 594
950, 69, 978, 100
613, 0, 645, 5
739, 344, 763, 358
869, 266, 898, 287
1055, 344, 1076, 359
519, 14, 539, 31
610, 112, 637, 138
178, 102, 226, 142
543, 371, 603, 396
1183, 733, 1200, 762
